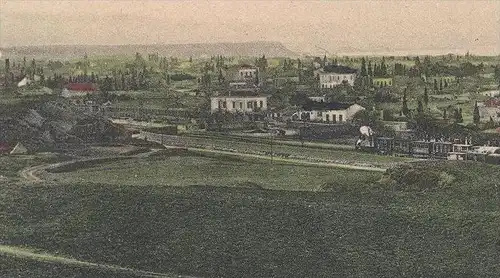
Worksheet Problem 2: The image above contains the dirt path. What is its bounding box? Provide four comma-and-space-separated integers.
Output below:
19, 149, 161, 183
0, 244, 191, 278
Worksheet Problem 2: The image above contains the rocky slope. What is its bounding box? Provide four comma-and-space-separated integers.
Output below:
0, 98, 127, 152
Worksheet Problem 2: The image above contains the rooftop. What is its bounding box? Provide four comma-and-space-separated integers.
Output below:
321, 65, 357, 74
239, 64, 257, 69
302, 100, 355, 111
215, 90, 266, 98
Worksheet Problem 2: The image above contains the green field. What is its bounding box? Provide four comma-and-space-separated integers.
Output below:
172, 135, 416, 166
2, 159, 500, 277
0, 154, 70, 181
46, 153, 382, 191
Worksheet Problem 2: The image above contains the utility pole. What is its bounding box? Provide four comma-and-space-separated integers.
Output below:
270, 131, 274, 164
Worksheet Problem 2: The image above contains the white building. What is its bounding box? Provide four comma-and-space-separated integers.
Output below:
210, 95, 268, 113
292, 102, 365, 123
480, 90, 500, 98
237, 65, 258, 80
479, 106, 500, 123
319, 65, 357, 88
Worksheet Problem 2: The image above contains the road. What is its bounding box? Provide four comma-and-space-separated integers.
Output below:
19, 149, 161, 183
0, 244, 191, 278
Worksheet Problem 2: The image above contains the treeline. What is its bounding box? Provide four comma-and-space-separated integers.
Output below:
360, 57, 390, 77
359, 56, 487, 78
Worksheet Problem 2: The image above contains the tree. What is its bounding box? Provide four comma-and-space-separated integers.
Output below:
4, 58, 10, 73
434, 79, 438, 91
439, 79, 443, 91
367, 61, 373, 76
423, 87, 429, 107
454, 107, 463, 123
360, 58, 367, 76
380, 57, 387, 76
473, 101, 480, 124
402, 92, 409, 116
417, 100, 424, 114
217, 68, 224, 84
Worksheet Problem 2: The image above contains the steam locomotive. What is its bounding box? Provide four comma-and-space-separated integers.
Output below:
358, 136, 500, 165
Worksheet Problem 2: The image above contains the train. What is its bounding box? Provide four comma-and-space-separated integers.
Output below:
358, 136, 500, 165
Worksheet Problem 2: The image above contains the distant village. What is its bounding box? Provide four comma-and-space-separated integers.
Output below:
1, 52, 500, 162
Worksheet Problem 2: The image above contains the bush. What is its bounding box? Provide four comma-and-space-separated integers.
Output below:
169, 73, 196, 82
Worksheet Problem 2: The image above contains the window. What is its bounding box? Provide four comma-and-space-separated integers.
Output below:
317, 111, 323, 117
218, 101, 221, 109
232, 101, 236, 109
239, 102, 243, 109
389, 80, 392, 85
222, 101, 227, 109
332, 114, 337, 123
254, 101, 258, 108
339, 115, 343, 122
259, 100, 263, 108
247, 101, 253, 109
326, 114, 330, 122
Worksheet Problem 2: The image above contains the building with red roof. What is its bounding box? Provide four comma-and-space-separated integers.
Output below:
484, 98, 500, 108
61, 83, 99, 98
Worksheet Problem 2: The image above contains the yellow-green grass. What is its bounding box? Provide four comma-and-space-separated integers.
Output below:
47, 154, 382, 191
169, 135, 415, 165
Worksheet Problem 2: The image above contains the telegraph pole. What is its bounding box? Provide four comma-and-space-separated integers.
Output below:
270, 131, 274, 164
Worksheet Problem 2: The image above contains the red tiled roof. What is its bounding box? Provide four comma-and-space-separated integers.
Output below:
65, 83, 97, 91
485, 98, 500, 107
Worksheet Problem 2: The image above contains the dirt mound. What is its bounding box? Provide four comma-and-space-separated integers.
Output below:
381, 161, 457, 191
0, 98, 128, 152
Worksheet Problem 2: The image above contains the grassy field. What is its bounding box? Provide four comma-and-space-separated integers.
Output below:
0, 154, 71, 181
46, 153, 382, 191
2, 160, 500, 277
0, 256, 144, 278
168, 135, 415, 166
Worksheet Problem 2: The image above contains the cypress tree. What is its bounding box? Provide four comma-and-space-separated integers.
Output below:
417, 100, 423, 114
473, 101, 480, 124
367, 61, 373, 76
439, 79, 443, 91
434, 79, 438, 91
360, 58, 367, 76
402, 92, 409, 116
423, 87, 429, 106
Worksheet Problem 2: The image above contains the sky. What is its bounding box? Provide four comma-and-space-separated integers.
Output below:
1, 0, 499, 55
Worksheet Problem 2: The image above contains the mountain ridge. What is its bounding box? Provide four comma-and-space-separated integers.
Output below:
0, 41, 298, 58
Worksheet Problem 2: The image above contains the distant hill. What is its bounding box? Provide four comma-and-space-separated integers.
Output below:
0, 41, 297, 59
